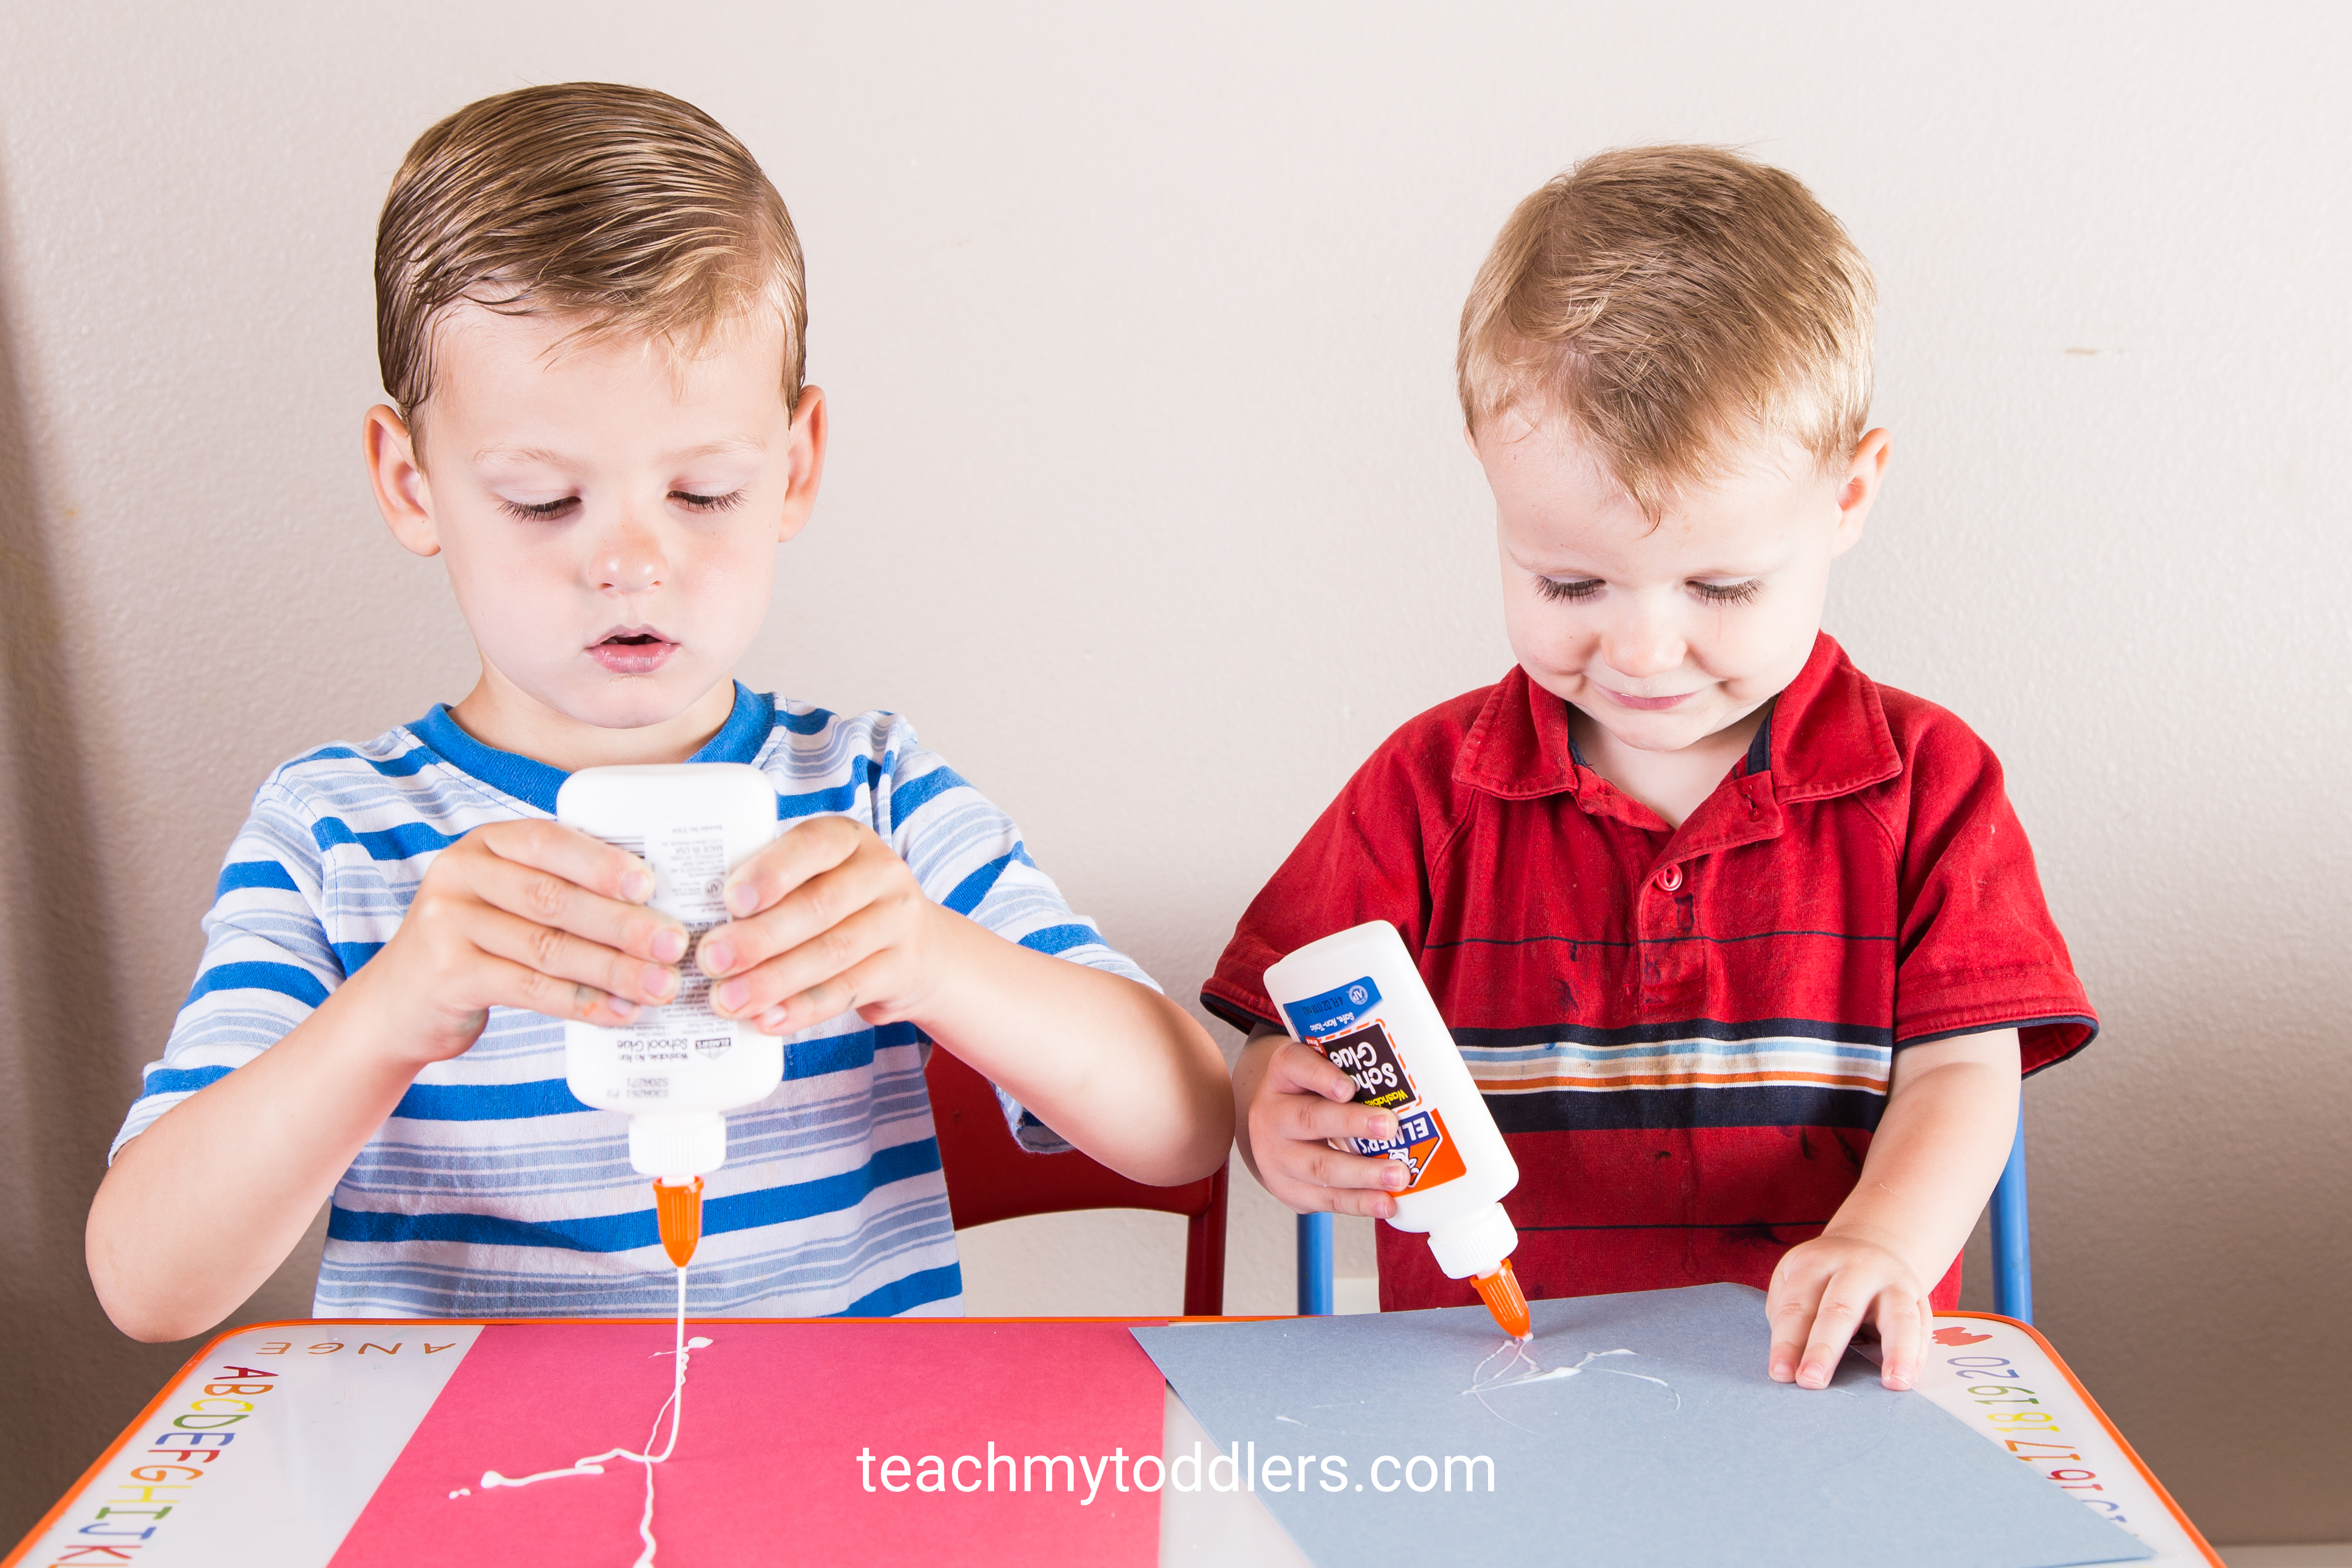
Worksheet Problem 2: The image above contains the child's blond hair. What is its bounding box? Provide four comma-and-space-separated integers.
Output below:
375, 82, 806, 437
1457, 145, 1875, 517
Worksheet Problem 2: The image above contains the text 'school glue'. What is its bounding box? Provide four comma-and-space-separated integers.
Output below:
1263, 921, 1531, 1338
556, 763, 783, 1268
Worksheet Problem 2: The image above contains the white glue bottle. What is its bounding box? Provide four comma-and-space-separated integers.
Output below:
556, 762, 782, 1267
1262, 920, 1531, 1338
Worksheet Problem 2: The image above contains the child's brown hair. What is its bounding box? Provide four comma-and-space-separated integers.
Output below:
376, 82, 806, 436
1458, 145, 1875, 517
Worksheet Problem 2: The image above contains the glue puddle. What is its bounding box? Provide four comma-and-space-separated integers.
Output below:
1465, 1341, 1680, 1429
460, 1266, 704, 1568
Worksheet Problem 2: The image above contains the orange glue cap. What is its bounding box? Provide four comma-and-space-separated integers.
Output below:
654, 1175, 705, 1268
1472, 1257, 1531, 1339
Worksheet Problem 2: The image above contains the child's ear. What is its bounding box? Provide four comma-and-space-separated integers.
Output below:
1829, 428, 1892, 558
775, 385, 828, 546
364, 404, 439, 558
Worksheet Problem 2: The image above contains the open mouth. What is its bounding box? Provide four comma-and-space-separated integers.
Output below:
588, 626, 679, 675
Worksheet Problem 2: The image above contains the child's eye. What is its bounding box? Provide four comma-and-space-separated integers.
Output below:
1691, 579, 1762, 605
671, 489, 747, 513
498, 496, 579, 521
1535, 576, 1604, 603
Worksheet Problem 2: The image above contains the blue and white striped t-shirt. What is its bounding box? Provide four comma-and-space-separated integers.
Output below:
113, 684, 1151, 1320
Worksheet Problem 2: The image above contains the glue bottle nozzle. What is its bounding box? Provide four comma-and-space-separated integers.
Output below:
1473, 1257, 1531, 1340
654, 1175, 705, 1268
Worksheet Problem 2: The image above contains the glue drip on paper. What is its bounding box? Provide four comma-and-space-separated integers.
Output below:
1464, 1341, 1680, 1430
456, 1265, 714, 1568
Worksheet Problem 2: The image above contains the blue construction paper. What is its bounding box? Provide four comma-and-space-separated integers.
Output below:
1132, 1283, 2152, 1568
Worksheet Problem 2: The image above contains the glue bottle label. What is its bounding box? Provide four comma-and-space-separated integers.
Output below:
584, 822, 736, 1083
1291, 974, 1465, 1195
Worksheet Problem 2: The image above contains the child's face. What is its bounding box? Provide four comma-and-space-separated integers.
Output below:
1476, 413, 1887, 756
366, 307, 823, 736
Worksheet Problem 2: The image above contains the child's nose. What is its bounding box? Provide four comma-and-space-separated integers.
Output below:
1601, 604, 1686, 679
596, 526, 668, 593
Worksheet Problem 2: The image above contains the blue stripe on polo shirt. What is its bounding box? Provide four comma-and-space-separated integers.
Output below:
392, 1077, 591, 1121
326, 1136, 945, 1252
217, 860, 301, 896
143, 1065, 233, 1096
945, 849, 1017, 915
839, 1263, 963, 1318
787, 1022, 918, 1082
312, 815, 461, 862
384, 1025, 921, 1120
332, 941, 382, 975
186, 961, 330, 1008
1017, 923, 1100, 957
777, 704, 837, 735
301, 744, 439, 778
888, 764, 969, 822
777, 756, 886, 820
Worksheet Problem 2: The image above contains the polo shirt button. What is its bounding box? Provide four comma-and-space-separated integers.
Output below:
1656, 863, 1683, 891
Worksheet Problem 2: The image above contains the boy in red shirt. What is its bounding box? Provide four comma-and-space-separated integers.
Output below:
1209, 146, 2094, 1394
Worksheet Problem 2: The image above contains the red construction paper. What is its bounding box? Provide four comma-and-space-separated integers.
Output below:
331, 1320, 1166, 1566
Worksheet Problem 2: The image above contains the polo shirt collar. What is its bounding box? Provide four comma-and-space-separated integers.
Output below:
408, 681, 777, 815
1453, 632, 1900, 812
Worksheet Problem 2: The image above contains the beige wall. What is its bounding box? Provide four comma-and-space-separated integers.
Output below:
3, 0, 2346, 1547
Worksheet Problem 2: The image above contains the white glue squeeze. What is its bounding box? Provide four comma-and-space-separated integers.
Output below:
556, 762, 783, 1267
1264, 920, 1531, 1339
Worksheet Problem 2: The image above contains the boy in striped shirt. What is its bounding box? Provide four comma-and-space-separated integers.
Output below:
87, 84, 1232, 1340
1216, 147, 2095, 1394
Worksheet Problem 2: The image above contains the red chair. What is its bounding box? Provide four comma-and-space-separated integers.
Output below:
924, 1045, 1228, 1316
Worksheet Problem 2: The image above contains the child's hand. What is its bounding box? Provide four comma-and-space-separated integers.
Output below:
693, 816, 944, 1034
364, 821, 689, 1064
1236, 1033, 1410, 1218
1765, 1232, 1932, 1391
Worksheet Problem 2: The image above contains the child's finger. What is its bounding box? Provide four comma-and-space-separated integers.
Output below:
467, 906, 680, 1008
1267, 1141, 1403, 1219
1303, 1182, 1401, 1220
718, 814, 862, 920
1873, 1287, 1928, 1391
746, 943, 899, 1033
700, 839, 901, 980
475, 950, 643, 1026
477, 818, 657, 904
1266, 1040, 1362, 1104
1795, 1280, 1871, 1389
707, 892, 906, 1022
462, 852, 690, 963
1266, 1082, 1396, 1149
1764, 1273, 1821, 1383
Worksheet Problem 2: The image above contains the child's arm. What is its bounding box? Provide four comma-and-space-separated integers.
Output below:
694, 816, 1232, 1186
1764, 1028, 2021, 1392
87, 822, 687, 1342
1230, 1024, 1406, 1214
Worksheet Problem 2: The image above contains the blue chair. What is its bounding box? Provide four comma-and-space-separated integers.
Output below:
1296, 1106, 2035, 1323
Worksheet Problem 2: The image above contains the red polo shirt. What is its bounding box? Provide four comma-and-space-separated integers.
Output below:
1205, 633, 2094, 1312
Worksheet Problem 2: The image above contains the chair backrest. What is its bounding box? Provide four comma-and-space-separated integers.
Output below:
924, 1044, 1228, 1315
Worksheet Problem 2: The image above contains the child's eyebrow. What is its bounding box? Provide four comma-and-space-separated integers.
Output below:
470, 437, 768, 467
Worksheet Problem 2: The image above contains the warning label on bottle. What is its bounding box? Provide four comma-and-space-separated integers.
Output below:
1353, 1106, 1467, 1193
1314, 1021, 1417, 1113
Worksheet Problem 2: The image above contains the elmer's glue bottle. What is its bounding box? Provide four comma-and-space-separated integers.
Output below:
556, 763, 783, 1268
1263, 920, 1531, 1338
